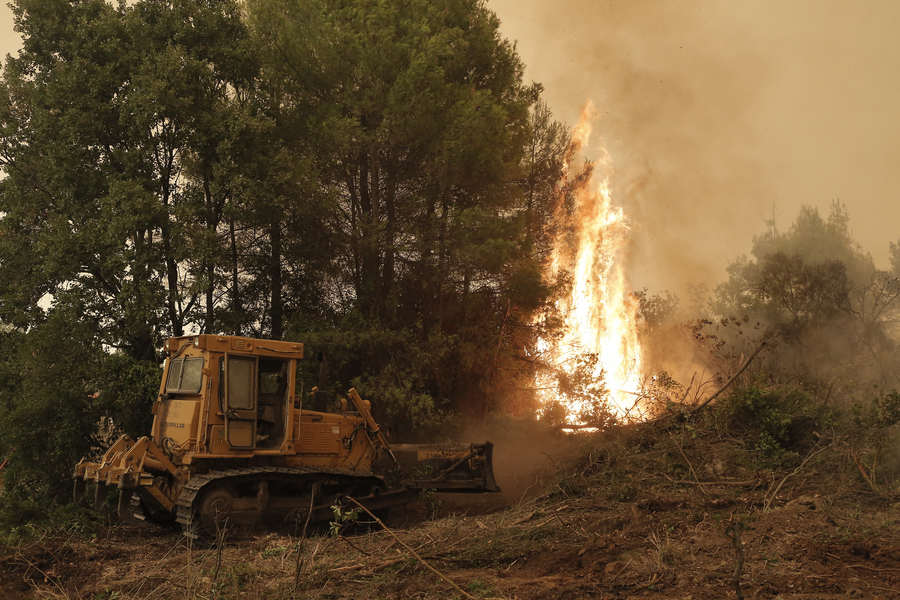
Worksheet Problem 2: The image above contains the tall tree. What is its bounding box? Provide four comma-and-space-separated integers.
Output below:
0, 0, 265, 356
249, 0, 556, 421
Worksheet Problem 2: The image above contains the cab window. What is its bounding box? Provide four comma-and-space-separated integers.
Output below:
227, 357, 256, 410
166, 358, 203, 393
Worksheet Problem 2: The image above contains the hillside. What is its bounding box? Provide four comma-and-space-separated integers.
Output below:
3, 411, 900, 600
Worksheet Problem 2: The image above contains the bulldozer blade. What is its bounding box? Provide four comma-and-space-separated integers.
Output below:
117, 488, 144, 526
94, 483, 113, 515
390, 442, 501, 493
73, 479, 89, 509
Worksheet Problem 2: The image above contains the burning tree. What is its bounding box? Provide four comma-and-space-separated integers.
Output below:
532, 104, 650, 427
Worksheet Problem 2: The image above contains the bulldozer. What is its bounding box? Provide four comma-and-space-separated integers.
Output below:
73, 335, 498, 538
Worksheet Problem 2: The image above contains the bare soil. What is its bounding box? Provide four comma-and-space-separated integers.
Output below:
3, 425, 900, 600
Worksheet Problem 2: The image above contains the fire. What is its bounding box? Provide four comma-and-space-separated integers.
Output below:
538, 103, 644, 426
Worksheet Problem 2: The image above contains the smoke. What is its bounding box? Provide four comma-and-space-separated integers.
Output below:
489, 0, 900, 299
455, 417, 587, 509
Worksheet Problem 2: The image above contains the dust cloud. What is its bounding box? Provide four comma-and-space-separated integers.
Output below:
452, 419, 586, 510
489, 0, 900, 300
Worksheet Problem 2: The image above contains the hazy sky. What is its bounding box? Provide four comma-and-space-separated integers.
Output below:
0, 3, 15, 61
489, 0, 900, 295
2, 1, 899, 296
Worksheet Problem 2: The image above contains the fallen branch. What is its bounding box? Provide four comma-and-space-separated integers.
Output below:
609, 558, 632, 584
632, 342, 767, 428
512, 511, 536, 525
293, 493, 316, 591
692, 340, 768, 415
678, 373, 696, 405
668, 430, 708, 496
848, 564, 900, 573
369, 552, 453, 573
339, 535, 371, 556
637, 573, 662, 589
764, 438, 834, 511
327, 563, 366, 573
14, 549, 68, 599
664, 475, 763, 487
725, 517, 746, 600
344, 496, 476, 600
852, 452, 887, 498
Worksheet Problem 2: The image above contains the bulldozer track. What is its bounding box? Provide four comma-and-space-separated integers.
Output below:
175, 466, 384, 538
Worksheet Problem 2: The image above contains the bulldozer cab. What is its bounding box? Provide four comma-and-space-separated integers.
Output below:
153, 336, 303, 455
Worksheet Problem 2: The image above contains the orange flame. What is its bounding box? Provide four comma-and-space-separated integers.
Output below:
539, 102, 644, 425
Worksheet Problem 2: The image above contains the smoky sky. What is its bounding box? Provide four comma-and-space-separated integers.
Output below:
489, 0, 900, 298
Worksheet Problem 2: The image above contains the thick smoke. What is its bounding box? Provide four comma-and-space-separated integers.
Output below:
489, 0, 900, 298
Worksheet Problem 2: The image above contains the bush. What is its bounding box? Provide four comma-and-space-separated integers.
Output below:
720, 386, 819, 464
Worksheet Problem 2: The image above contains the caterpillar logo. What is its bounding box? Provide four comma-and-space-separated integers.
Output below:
166, 422, 186, 429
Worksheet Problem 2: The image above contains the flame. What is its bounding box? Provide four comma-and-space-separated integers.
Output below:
539, 103, 644, 425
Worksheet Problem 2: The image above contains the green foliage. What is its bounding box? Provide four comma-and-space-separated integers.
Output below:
540, 352, 616, 428
0, 310, 102, 504
727, 254, 851, 335
94, 354, 161, 441
720, 386, 819, 464
729, 387, 787, 450
0, 492, 102, 545
744, 202, 874, 286
713, 203, 900, 393
0, 306, 160, 517
851, 390, 900, 442
539, 399, 570, 430
871, 391, 900, 428
715, 202, 871, 321
329, 504, 361, 537
254, 0, 559, 418
295, 322, 447, 435
467, 576, 498, 598
554, 473, 590, 498
0, 0, 267, 356
849, 390, 900, 488
420, 487, 443, 520
635, 288, 680, 332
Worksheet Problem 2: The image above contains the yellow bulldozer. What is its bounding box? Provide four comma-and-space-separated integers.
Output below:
73, 335, 498, 538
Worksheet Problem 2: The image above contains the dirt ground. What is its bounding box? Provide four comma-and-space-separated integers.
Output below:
3, 426, 900, 600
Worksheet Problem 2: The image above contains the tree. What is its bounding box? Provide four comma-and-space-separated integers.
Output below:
0, 0, 274, 356
717, 202, 874, 328
520, 99, 572, 260
249, 0, 560, 423
0, 0, 569, 476
0, 0, 279, 507
714, 202, 900, 390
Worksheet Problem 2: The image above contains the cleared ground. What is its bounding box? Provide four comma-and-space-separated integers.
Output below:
2, 422, 899, 599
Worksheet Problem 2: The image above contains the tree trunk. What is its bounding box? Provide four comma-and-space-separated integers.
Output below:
382, 169, 396, 323
270, 220, 283, 339
160, 178, 183, 338
229, 217, 241, 335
